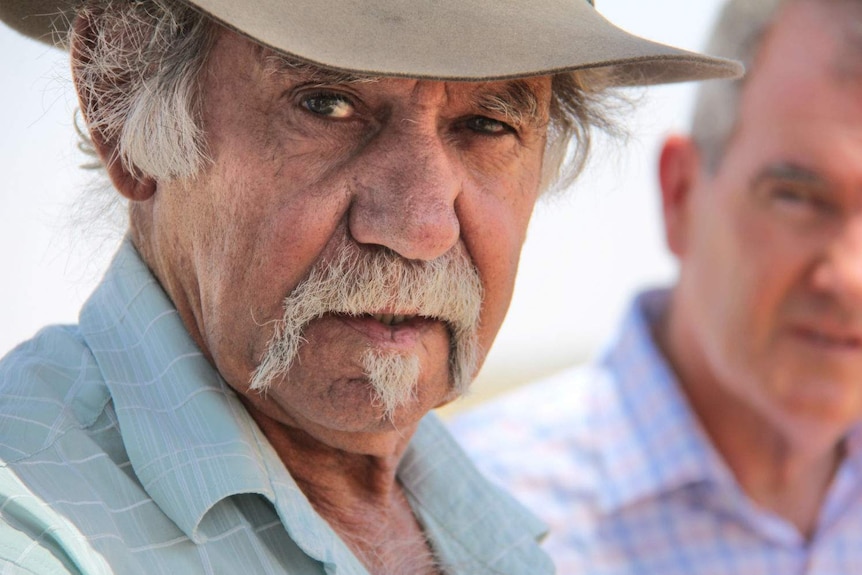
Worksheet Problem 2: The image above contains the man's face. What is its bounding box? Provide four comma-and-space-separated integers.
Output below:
144, 29, 550, 450
670, 1, 862, 441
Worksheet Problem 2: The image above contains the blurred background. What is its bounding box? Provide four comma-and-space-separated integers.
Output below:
0, 0, 726, 413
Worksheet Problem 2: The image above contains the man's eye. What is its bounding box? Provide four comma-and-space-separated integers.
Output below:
773, 187, 817, 207
770, 185, 835, 216
773, 187, 809, 205
301, 93, 355, 119
466, 116, 515, 135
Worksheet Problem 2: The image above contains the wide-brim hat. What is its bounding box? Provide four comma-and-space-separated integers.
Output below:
0, 0, 742, 85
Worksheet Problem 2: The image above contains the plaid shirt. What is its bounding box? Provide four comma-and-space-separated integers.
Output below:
0, 240, 551, 575
451, 289, 862, 575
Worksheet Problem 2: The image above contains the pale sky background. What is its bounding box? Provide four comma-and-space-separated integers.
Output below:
0, 0, 727, 405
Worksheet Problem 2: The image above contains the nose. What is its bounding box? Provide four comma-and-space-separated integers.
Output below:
347, 126, 461, 261
810, 217, 862, 304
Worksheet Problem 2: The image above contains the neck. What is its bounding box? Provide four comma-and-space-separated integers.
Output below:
244, 403, 441, 574
685, 380, 842, 537
658, 294, 845, 538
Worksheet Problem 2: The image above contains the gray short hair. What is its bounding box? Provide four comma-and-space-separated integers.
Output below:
71, 0, 619, 191
690, 0, 862, 172
691, 0, 786, 173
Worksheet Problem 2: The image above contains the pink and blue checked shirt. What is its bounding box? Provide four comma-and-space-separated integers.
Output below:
451, 289, 862, 575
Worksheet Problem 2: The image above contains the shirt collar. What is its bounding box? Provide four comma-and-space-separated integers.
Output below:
840, 421, 862, 478
77, 241, 294, 544
401, 414, 552, 574
595, 288, 734, 513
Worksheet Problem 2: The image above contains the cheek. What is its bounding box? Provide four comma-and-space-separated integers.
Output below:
189, 168, 350, 374
460, 179, 541, 350
731, 211, 813, 327
201, 116, 355, 281
468, 137, 545, 203
695, 207, 812, 374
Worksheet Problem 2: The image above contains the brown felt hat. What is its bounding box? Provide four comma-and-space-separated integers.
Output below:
0, 0, 742, 85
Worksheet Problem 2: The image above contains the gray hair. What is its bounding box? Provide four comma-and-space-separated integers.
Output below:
71, 0, 620, 192
544, 68, 624, 193
72, 0, 218, 181
694, 0, 862, 172
691, 0, 843, 172
691, 0, 787, 173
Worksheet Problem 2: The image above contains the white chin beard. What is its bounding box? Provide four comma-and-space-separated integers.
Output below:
362, 348, 422, 421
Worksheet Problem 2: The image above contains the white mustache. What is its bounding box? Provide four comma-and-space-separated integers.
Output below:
250, 239, 483, 393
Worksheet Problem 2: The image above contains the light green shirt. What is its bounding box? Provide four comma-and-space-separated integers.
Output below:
0, 241, 551, 575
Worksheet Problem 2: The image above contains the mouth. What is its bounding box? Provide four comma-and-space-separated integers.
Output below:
370, 313, 414, 326
332, 312, 447, 348
792, 326, 862, 350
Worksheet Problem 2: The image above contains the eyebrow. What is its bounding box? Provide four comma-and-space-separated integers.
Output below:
471, 81, 547, 129
261, 49, 378, 85
751, 162, 828, 188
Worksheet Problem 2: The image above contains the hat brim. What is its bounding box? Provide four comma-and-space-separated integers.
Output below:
0, 0, 742, 86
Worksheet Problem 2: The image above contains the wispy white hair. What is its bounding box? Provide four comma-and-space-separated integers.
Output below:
72, 0, 217, 180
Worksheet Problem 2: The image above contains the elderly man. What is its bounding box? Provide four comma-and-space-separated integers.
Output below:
453, 0, 862, 573
0, 0, 737, 573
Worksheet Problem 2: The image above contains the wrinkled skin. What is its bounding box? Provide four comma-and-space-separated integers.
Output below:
88, 26, 550, 454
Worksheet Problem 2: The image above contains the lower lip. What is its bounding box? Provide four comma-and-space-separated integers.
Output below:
789, 327, 861, 352
339, 314, 442, 349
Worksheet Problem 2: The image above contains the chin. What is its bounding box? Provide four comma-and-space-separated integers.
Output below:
767, 381, 862, 444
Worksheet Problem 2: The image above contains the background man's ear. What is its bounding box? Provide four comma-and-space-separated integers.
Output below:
658, 134, 701, 258
70, 13, 156, 202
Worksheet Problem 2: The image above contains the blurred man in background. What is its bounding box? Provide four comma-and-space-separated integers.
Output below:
453, 0, 862, 572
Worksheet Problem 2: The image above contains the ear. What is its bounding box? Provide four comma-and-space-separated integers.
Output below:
658, 134, 701, 258
70, 12, 156, 202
